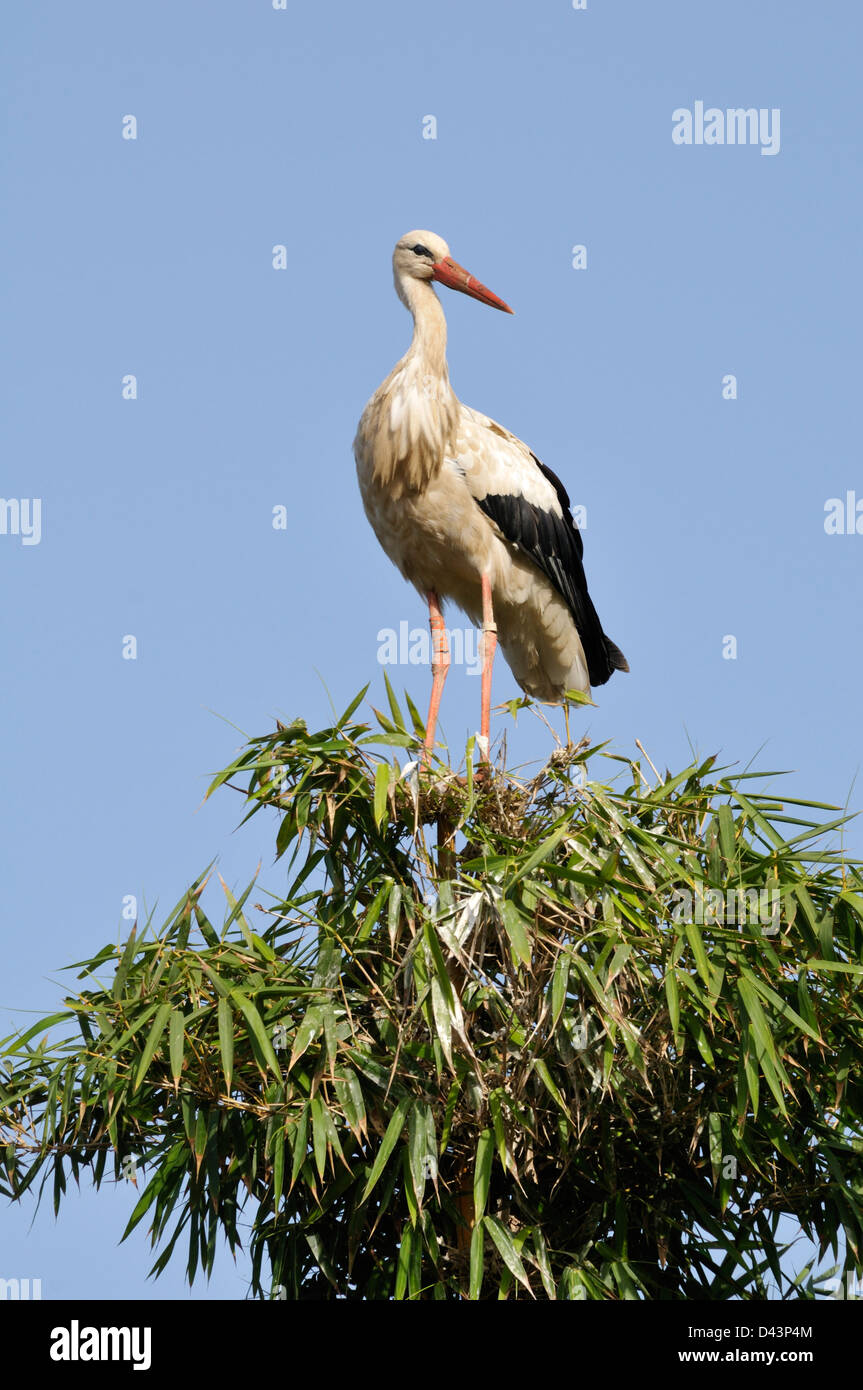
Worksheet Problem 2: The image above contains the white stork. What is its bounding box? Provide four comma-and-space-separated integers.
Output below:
354, 230, 628, 757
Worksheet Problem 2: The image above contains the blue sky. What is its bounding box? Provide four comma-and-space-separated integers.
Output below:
1, 0, 860, 1299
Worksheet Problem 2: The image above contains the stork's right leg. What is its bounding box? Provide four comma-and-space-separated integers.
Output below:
424, 591, 450, 758
479, 573, 497, 760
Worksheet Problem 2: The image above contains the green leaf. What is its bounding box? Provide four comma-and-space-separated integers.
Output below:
501, 899, 532, 969
229, 989, 282, 1077
112, 928, 139, 1001
551, 953, 570, 1028
531, 1229, 557, 1300
473, 1128, 493, 1221
193, 1109, 208, 1176
337, 684, 370, 728
408, 1101, 435, 1208
169, 1009, 184, 1091
717, 804, 736, 862
5, 1012, 73, 1053
373, 762, 390, 829
395, 1223, 413, 1300
383, 671, 406, 732
357, 878, 393, 941
665, 967, 680, 1041
509, 827, 568, 888
404, 689, 426, 739
361, 1095, 410, 1202
217, 996, 234, 1094
423, 922, 454, 1014
387, 882, 403, 950
334, 1070, 366, 1139
747, 973, 822, 1044
737, 976, 787, 1114
469, 1221, 485, 1300
684, 919, 712, 989
533, 1058, 570, 1117
488, 1088, 510, 1173
803, 959, 863, 974
708, 1111, 723, 1182
310, 1094, 328, 1180
272, 1121, 285, 1208
305, 1230, 339, 1290
289, 1005, 324, 1071
132, 1002, 172, 1093
289, 1103, 310, 1190
429, 976, 453, 1071
484, 1215, 533, 1293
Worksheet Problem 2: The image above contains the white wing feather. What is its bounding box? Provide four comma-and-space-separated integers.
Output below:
446, 405, 564, 514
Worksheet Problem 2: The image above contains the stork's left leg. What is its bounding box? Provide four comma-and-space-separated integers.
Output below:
480, 573, 497, 759
424, 590, 450, 759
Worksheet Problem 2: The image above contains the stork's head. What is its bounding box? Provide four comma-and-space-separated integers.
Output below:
393, 230, 514, 314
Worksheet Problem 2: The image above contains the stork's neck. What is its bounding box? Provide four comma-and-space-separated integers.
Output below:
398, 275, 449, 379
355, 272, 460, 498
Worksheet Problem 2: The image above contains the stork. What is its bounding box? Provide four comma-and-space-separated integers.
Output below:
354, 230, 628, 759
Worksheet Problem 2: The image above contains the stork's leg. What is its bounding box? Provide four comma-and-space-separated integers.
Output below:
480, 573, 497, 759
424, 591, 450, 758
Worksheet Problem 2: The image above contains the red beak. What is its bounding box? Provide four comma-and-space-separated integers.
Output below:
431, 256, 514, 314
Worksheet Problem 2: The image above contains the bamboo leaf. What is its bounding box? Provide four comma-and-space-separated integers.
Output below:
429, 976, 453, 1071
469, 1221, 485, 1300
423, 923, 455, 1013
473, 1128, 493, 1221
408, 1101, 435, 1208
395, 1223, 413, 1300
289, 1103, 310, 1190
169, 1009, 184, 1091
289, 1005, 324, 1071
310, 1094, 328, 1180
484, 1215, 533, 1293
533, 1058, 570, 1118
217, 996, 234, 1094
361, 1095, 410, 1202
509, 827, 568, 887
501, 899, 532, 969
337, 684, 370, 728
373, 762, 390, 829
334, 1070, 366, 1139
272, 1121, 285, 1209
684, 919, 712, 989
132, 1002, 172, 1093
229, 989, 282, 1077
665, 967, 680, 1041
551, 953, 570, 1029
383, 671, 406, 732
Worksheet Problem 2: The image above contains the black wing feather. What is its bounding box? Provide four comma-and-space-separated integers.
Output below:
476, 453, 628, 687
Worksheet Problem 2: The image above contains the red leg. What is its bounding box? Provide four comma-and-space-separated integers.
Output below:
424, 591, 450, 758
480, 573, 497, 760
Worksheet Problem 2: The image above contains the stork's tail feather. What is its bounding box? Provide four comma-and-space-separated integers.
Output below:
589, 636, 629, 686
606, 638, 629, 674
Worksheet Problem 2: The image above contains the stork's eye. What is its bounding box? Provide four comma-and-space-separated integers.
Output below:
412, 244, 433, 259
